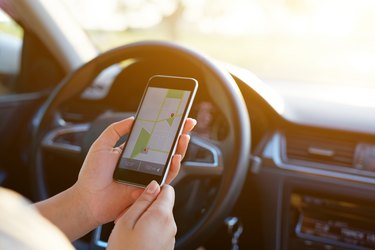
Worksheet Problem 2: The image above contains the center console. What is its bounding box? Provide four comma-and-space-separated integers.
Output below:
286, 191, 375, 250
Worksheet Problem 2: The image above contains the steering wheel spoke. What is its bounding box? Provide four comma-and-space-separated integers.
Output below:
172, 135, 223, 185
41, 123, 89, 155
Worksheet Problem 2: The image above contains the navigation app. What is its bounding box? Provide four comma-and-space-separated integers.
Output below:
119, 87, 191, 175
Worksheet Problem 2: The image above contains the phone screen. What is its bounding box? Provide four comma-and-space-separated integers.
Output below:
118, 87, 191, 175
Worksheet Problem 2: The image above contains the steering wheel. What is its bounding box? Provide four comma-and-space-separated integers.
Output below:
30, 41, 250, 249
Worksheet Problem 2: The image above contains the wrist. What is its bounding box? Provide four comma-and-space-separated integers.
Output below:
34, 184, 99, 241
70, 183, 101, 230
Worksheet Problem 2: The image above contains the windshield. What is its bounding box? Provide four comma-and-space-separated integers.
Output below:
60, 0, 375, 90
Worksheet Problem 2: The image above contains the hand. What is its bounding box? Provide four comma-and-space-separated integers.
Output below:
107, 181, 177, 250
74, 117, 196, 227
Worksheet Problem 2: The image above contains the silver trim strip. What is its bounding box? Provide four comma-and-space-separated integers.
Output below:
307, 147, 334, 157
41, 123, 90, 154
272, 133, 375, 185
171, 135, 223, 185
92, 226, 108, 248
183, 135, 221, 168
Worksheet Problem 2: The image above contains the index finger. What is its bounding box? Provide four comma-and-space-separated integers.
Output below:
182, 118, 197, 135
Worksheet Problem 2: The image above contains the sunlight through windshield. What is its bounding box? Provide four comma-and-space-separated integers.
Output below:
60, 0, 375, 89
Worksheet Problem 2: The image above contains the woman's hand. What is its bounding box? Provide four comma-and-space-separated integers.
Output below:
108, 181, 177, 250
75, 117, 196, 226
35, 117, 196, 240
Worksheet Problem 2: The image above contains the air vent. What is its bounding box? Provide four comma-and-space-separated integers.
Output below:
285, 130, 357, 168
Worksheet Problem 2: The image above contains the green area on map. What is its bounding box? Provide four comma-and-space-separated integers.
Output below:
165, 89, 184, 126
131, 128, 151, 158
166, 116, 174, 126
166, 89, 184, 99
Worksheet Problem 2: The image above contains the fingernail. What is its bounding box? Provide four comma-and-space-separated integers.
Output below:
192, 119, 197, 126
146, 180, 158, 194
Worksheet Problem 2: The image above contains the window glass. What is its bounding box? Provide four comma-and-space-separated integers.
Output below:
0, 9, 22, 95
60, 0, 375, 91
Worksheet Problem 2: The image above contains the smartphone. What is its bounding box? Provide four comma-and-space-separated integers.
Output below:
114, 75, 198, 187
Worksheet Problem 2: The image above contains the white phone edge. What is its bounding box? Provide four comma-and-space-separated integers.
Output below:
159, 77, 198, 186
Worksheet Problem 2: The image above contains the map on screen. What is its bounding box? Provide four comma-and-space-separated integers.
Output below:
119, 87, 191, 175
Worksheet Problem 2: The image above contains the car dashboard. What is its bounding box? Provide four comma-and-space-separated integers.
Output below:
50, 58, 375, 250
233, 71, 375, 250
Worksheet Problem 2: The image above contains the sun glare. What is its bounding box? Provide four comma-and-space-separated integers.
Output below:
59, 0, 375, 93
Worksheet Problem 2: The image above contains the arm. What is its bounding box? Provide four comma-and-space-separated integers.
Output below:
35, 117, 196, 241
34, 185, 95, 241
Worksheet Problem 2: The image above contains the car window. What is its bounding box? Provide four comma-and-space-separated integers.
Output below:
60, 0, 375, 92
0, 9, 22, 96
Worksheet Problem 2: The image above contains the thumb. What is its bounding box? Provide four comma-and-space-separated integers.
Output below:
92, 117, 134, 149
118, 181, 160, 229
150, 184, 175, 213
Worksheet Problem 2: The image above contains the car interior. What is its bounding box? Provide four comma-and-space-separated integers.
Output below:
1, 0, 375, 250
